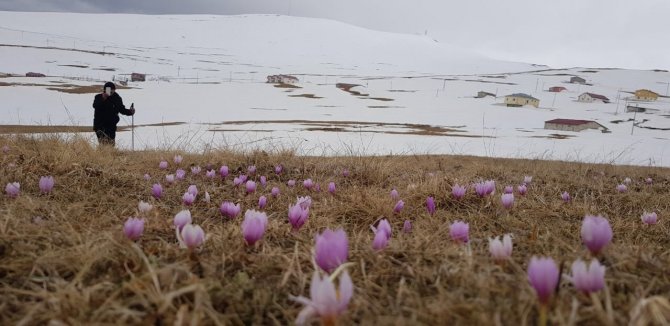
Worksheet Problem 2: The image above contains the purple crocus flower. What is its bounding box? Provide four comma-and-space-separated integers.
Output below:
247, 165, 257, 175
191, 166, 201, 175
220, 201, 241, 219
393, 200, 404, 214
641, 212, 658, 225
303, 179, 314, 190
239, 174, 248, 183
123, 217, 144, 241
561, 191, 571, 202
581, 215, 612, 255
242, 209, 268, 245
523, 176, 533, 185
274, 164, 283, 175
372, 219, 392, 239
290, 270, 353, 326
271, 186, 280, 197
206, 169, 216, 179
258, 196, 267, 209
151, 183, 162, 199
233, 177, 243, 187
315, 228, 349, 273
501, 193, 514, 209
260, 176, 267, 187
173, 155, 183, 165
143, 173, 151, 181
182, 192, 196, 206
287, 179, 296, 187
1, 145, 9, 154
616, 184, 627, 193
187, 184, 198, 196
246, 180, 257, 194
165, 174, 175, 184
288, 203, 309, 230
570, 259, 605, 294
390, 188, 399, 200
403, 220, 412, 234
219, 165, 229, 178
452, 184, 466, 199
426, 196, 436, 215
645, 177, 653, 185
517, 184, 528, 196
173, 210, 192, 230
527, 256, 559, 305
372, 229, 389, 251
159, 161, 168, 170
180, 224, 205, 250
474, 182, 488, 197
504, 186, 514, 194
297, 196, 312, 209
39, 176, 54, 194
328, 182, 336, 194
314, 184, 321, 192
449, 221, 469, 243
175, 169, 186, 180
342, 169, 350, 177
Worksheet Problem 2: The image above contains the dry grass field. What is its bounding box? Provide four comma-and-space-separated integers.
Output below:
0, 135, 668, 325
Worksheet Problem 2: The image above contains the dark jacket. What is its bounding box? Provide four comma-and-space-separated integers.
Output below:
92, 92, 133, 130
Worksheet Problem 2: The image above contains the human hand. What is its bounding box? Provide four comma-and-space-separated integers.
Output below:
102, 92, 109, 100
130, 108, 136, 115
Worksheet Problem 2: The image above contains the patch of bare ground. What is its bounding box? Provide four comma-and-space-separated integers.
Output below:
0, 122, 186, 134
288, 94, 323, 99
368, 97, 394, 102
58, 64, 89, 69
0, 137, 668, 325
531, 134, 575, 140
273, 83, 302, 89
47, 84, 133, 94
336, 83, 369, 96
367, 106, 405, 109
93, 67, 117, 71
388, 90, 417, 93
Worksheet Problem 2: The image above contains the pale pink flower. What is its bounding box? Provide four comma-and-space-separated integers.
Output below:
173, 210, 192, 230
219, 165, 229, 178
191, 166, 201, 175
449, 221, 469, 243
271, 186, 280, 197
288, 203, 310, 230
581, 215, 612, 255
291, 270, 353, 326
180, 224, 205, 249
258, 196, 267, 209
452, 184, 466, 199
220, 201, 241, 219
173, 155, 183, 165
328, 182, 336, 194
159, 161, 168, 170
561, 191, 571, 202
246, 180, 257, 194
315, 228, 348, 273
527, 256, 559, 305
501, 193, 514, 209
182, 192, 196, 206
489, 234, 513, 261
570, 259, 606, 294
242, 209, 268, 245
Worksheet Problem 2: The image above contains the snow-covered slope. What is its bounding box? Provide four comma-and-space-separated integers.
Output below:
1, 12, 669, 166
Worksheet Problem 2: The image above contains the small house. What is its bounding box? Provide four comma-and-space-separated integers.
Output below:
578, 92, 610, 103
25, 72, 46, 77
476, 91, 496, 98
549, 86, 566, 92
504, 93, 539, 108
634, 89, 659, 101
131, 73, 146, 82
570, 76, 586, 84
267, 75, 299, 84
544, 119, 606, 132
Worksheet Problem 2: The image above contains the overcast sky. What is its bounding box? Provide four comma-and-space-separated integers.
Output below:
1, 0, 668, 70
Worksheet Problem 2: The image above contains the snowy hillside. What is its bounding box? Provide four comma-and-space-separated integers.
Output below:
1, 11, 669, 166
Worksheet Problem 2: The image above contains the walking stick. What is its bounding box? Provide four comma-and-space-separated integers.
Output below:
131, 103, 135, 151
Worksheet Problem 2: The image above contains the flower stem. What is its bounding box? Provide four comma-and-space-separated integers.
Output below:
539, 304, 548, 326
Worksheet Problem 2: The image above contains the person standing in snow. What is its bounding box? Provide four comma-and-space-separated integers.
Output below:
92, 82, 135, 146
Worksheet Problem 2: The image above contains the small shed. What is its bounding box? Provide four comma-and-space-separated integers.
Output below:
570, 76, 586, 84
634, 89, 659, 101
26, 72, 46, 77
504, 93, 540, 108
578, 92, 610, 103
476, 91, 496, 98
549, 86, 566, 92
131, 73, 146, 82
544, 119, 606, 132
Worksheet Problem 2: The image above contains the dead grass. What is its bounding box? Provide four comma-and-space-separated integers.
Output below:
0, 136, 669, 325
288, 94, 323, 99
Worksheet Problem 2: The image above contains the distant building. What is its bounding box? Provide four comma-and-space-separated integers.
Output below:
549, 86, 566, 92
504, 93, 539, 108
476, 91, 496, 98
544, 119, 606, 132
267, 75, 299, 84
578, 92, 610, 103
131, 73, 146, 82
570, 76, 586, 84
634, 89, 659, 101
25, 72, 46, 77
